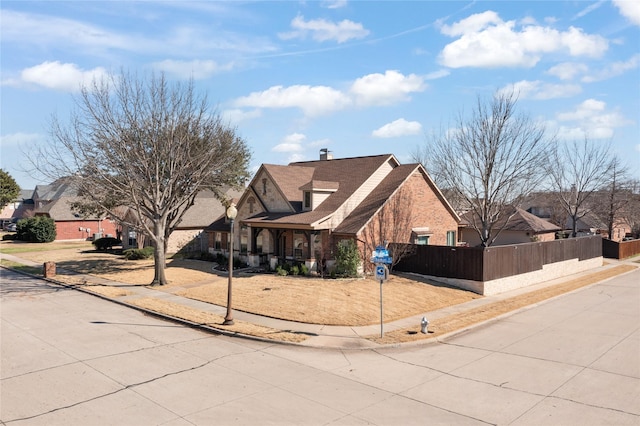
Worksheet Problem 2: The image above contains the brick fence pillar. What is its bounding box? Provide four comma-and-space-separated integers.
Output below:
43, 262, 56, 278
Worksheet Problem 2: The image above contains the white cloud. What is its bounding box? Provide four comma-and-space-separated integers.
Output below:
17, 61, 109, 92
278, 15, 369, 43
308, 138, 331, 148
234, 70, 424, 116
272, 133, 306, 152
349, 70, 426, 106
438, 11, 608, 68
321, 0, 347, 9
573, 1, 606, 20
152, 59, 235, 79
425, 69, 450, 80
613, 0, 640, 26
1, 10, 276, 58
439, 11, 502, 36
372, 119, 422, 138
546, 62, 589, 80
0, 132, 43, 147
234, 85, 351, 116
1, 10, 132, 52
581, 54, 640, 82
222, 108, 262, 125
553, 99, 633, 139
500, 80, 582, 100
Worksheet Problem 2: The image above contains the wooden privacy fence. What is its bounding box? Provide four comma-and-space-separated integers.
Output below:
393, 236, 602, 282
602, 238, 640, 259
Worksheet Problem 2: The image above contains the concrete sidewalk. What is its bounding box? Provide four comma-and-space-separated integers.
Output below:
0, 251, 636, 349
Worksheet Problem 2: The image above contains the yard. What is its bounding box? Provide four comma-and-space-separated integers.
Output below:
1, 239, 635, 344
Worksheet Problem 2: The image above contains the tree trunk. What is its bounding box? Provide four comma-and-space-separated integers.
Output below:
151, 223, 168, 285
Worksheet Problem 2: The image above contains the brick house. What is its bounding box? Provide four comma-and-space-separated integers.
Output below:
31, 180, 118, 241
205, 151, 459, 273
459, 207, 561, 246
122, 188, 244, 254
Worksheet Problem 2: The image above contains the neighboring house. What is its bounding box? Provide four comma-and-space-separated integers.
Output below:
206, 151, 460, 273
522, 191, 631, 241
31, 179, 118, 241
122, 188, 244, 254
459, 207, 561, 246
1, 189, 34, 226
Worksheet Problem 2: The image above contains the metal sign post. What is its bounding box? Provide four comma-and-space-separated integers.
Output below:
371, 246, 392, 338
380, 278, 383, 337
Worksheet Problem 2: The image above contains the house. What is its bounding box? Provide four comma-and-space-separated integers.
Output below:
522, 191, 632, 241
206, 151, 460, 273
122, 188, 244, 254
1, 189, 34, 228
31, 179, 118, 241
459, 207, 561, 246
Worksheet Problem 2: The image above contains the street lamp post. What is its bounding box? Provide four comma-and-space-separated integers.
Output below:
223, 203, 237, 325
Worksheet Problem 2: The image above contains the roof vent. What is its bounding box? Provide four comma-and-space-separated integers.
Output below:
320, 148, 333, 161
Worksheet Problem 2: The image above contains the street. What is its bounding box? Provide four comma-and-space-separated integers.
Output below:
1, 268, 639, 425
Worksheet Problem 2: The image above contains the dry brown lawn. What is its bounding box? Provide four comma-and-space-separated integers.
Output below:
2, 240, 636, 345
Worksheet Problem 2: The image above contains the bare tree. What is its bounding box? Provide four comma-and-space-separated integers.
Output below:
545, 137, 614, 237
413, 91, 553, 247
359, 184, 415, 272
622, 179, 640, 239
34, 71, 251, 285
589, 156, 631, 240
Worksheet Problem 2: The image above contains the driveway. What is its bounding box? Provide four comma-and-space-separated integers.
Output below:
1, 267, 639, 425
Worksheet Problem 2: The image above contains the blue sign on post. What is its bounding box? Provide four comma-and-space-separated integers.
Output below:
370, 245, 393, 265
375, 265, 386, 281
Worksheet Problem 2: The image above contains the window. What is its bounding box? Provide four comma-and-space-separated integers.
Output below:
214, 232, 221, 250
240, 226, 248, 253
447, 231, 456, 246
262, 178, 267, 195
416, 235, 429, 245
128, 230, 137, 247
256, 234, 263, 253
303, 191, 311, 209
240, 234, 248, 253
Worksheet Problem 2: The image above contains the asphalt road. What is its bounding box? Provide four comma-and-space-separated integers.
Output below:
1, 267, 639, 425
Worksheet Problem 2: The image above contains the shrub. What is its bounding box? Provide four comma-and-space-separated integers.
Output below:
335, 239, 360, 277
16, 217, 56, 243
290, 265, 299, 276
299, 264, 309, 276
275, 265, 288, 276
92, 237, 122, 251
123, 246, 154, 260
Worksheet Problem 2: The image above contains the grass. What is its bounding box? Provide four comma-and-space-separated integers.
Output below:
2, 239, 637, 345
0, 259, 42, 275
0, 241, 92, 254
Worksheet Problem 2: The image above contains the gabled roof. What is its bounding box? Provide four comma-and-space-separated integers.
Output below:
33, 178, 77, 201
460, 207, 560, 233
243, 154, 399, 228
35, 197, 107, 221
334, 164, 418, 234
262, 164, 314, 207
177, 188, 243, 229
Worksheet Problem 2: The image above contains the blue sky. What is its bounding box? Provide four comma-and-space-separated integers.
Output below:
1, 0, 639, 190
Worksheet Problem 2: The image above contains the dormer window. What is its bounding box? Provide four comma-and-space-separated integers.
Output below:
303, 191, 311, 210
299, 180, 338, 211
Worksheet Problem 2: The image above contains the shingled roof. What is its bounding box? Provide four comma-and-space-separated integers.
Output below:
243, 154, 400, 228
334, 164, 418, 235
461, 207, 560, 234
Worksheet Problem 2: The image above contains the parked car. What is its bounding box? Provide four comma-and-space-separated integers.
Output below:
6, 223, 17, 232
